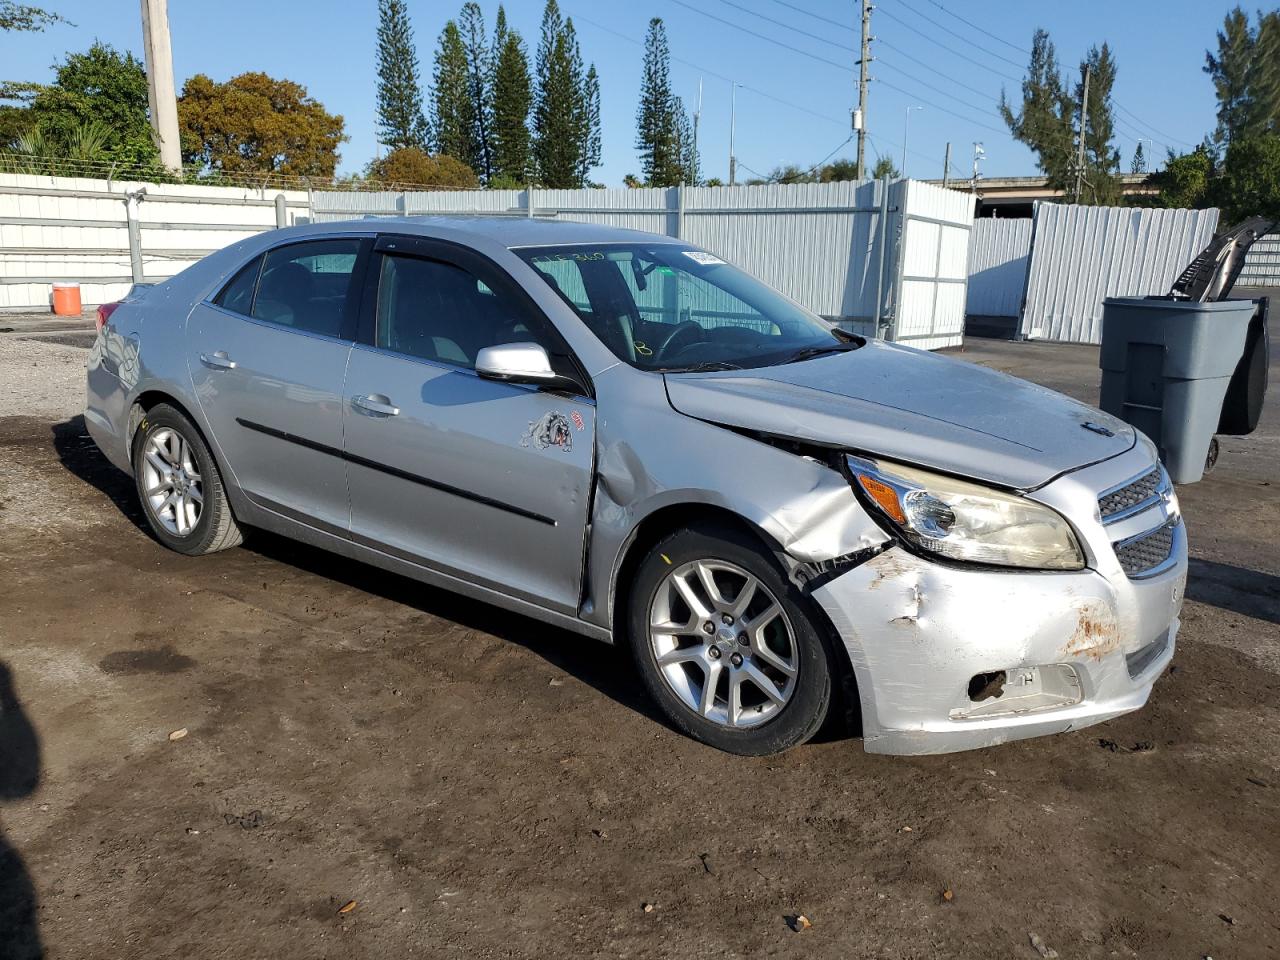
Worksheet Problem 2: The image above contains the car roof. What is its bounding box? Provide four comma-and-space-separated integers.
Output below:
304, 215, 684, 248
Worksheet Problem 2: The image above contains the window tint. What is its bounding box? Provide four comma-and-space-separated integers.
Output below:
251, 239, 362, 338
214, 256, 261, 315
376, 253, 545, 368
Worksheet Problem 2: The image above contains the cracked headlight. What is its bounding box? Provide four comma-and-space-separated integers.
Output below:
848, 456, 1085, 570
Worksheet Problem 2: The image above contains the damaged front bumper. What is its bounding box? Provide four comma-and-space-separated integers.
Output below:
813, 540, 1184, 755
810, 440, 1188, 756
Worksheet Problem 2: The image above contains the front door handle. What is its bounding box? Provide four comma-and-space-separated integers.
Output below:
352, 394, 400, 417
200, 350, 237, 370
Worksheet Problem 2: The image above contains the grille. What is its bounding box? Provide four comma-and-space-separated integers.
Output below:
1098, 468, 1162, 521
1114, 522, 1177, 577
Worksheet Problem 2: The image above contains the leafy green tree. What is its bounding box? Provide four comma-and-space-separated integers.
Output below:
636, 18, 683, 186
178, 72, 347, 177
767, 164, 816, 184
0, 2, 66, 31
490, 6, 532, 184
22, 42, 158, 167
532, 0, 593, 187
1154, 146, 1213, 209
367, 146, 478, 187
820, 158, 859, 182
1000, 29, 1074, 189
871, 156, 900, 180
459, 1, 493, 181
1204, 7, 1280, 147
1215, 133, 1280, 221
375, 0, 430, 151
433, 20, 475, 169
674, 95, 698, 185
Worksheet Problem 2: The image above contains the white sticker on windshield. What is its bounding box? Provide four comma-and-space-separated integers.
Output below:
682, 251, 725, 266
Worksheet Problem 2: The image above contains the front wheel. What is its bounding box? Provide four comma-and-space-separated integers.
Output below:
132, 403, 242, 556
628, 524, 835, 755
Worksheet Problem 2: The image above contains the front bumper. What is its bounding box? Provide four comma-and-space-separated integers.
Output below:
811, 445, 1187, 755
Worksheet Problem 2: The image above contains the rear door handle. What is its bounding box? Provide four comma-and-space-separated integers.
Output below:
199, 351, 237, 370
352, 394, 400, 416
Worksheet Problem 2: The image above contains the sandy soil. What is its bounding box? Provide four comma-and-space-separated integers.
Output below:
0, 333, 1277, 959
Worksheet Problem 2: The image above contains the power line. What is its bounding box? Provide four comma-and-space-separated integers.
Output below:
890, 0, 1027, 70
875, 38, 1003, 105
874, 4, 1023, 84
763, 0, 855, 32
570, 11, 850, 128
875, 58, 1005, 120
1114, 102, 1196, 150
710, 0, 852, 53
738, 133, 857, 183
872, 74, 1011, 136
666, 0, 853, 73
922, 0, 1030, 55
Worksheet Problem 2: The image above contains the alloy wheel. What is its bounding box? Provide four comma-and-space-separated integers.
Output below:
140, 427, 203, 537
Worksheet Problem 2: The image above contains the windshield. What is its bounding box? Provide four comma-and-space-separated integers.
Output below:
514, 244, 847, 371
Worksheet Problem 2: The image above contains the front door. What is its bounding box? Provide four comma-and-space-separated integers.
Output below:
186, 237, 369, 533
342, 238, 595, 613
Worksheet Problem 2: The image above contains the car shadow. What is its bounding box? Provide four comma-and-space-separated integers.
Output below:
1187, 558, 1280, 626
0, 661, 43, 960
49, 415, 147, 533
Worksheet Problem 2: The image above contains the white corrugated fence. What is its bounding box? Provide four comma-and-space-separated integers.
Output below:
965, 218, 1033, 318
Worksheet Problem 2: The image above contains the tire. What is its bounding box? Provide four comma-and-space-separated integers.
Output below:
132, 403, 242, 556
627, 523, 834, 755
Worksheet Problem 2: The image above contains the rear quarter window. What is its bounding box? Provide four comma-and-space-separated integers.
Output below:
213, 256, 262, 316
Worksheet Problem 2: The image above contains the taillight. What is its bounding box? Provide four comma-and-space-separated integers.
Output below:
95, 302, 121, 332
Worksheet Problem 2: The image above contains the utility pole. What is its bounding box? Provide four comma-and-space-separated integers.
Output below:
1073, 63, 1091, 203
942, 141, 951, 189
691, 77, 703, 186
855, 0, 872, 181
728, 81, 739, 186
139, 0, 182, 174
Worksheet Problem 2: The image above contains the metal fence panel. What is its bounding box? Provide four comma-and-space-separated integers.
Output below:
1239, 231, 1280, 287
966, 218, 1033, 317
1019, 203, 1220, 343
312, 178, 977, 347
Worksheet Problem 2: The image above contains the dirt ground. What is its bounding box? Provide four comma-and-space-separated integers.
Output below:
1, 318, 1277, 960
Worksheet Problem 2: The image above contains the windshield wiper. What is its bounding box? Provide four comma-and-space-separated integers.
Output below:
667, 360, 743, 373
781, 342, 863, 364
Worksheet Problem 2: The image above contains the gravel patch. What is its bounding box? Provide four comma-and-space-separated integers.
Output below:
0, 336, 87, 420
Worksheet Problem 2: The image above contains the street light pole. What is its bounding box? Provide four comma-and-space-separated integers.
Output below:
902, 105, 922, 178
729, 81, 740, 186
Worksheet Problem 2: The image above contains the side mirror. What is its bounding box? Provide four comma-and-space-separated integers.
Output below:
475, 342, 558, 382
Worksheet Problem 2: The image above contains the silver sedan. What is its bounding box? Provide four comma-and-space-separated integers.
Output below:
85, 218, 1187, 755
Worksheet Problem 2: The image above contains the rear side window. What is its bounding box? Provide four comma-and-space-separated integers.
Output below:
250, 239, 362, 338
214, 256, 261, 315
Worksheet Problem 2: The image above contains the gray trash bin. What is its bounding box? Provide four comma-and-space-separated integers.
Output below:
1099, 297, 1256, 484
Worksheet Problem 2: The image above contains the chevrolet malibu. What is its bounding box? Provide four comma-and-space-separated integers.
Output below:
85, 219, 1187, 755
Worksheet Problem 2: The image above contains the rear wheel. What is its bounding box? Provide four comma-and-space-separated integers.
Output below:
132, 404, 242, 556
628, 524, 834, 755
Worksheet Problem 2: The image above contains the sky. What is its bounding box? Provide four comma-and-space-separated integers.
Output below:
1, 0, 1245, 185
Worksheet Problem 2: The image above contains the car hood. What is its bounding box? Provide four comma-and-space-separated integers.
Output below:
664, 340, 1134, 490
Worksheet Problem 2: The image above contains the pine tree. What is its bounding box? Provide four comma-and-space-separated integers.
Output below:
459, 1, 493, 181
580, 64, 602, 183
532, 0, 589, 187
999, 29, 1075, 189
1205, 7, 1280, 146
1131, 140, 1146, 174
434, 20, 475, 165
674, 95, 699, 184
1074, 43, 1122, 204
490, 5, 532, 184
636, 18, 682, 186
375, 0, 429, 151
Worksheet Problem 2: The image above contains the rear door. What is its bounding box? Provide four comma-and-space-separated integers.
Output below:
342, 235, 595, 613
186, 236, 370, 533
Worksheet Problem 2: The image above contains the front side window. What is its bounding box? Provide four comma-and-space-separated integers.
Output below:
251, 239, 362, 338
375, 253, 549, 369
514, 245, 844, 371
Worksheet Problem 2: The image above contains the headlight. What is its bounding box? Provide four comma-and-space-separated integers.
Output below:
848, 455, 1085, 570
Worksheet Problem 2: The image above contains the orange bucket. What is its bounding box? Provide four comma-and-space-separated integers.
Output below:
52, 282, 82, 316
